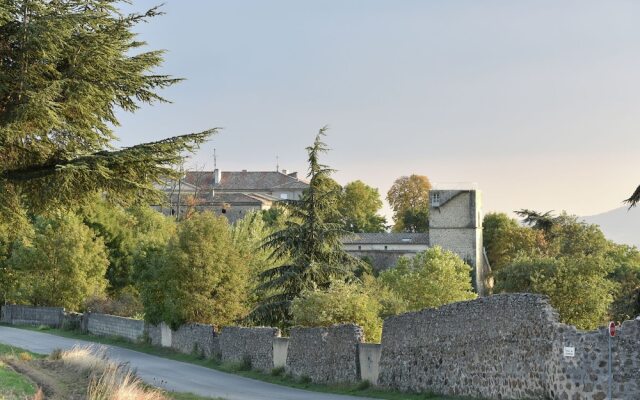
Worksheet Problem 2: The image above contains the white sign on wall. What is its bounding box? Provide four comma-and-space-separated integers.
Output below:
563, 346, 575, 357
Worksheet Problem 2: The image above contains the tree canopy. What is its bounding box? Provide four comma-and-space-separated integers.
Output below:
379, 247, 476, 311
250, 128, 363, 327
8, 212, 109, 310
490, 209, 639, 327
386, 174, 431, 232
0, 1, 215, 213
339, 180, 387, 233
138, 212, 249, 327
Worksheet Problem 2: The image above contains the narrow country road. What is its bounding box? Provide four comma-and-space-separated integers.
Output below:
0, 326, 373, 400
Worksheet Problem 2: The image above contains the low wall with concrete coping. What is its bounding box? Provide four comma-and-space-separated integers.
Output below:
1, 305, 65, 328
85, 312, 145, 342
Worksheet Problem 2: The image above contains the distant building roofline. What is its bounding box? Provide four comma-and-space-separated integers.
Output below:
431, 182, 479, 191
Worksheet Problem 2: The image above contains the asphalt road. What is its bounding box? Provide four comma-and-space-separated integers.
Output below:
0, 326, 373, 400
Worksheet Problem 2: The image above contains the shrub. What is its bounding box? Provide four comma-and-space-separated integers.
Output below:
138, 212, 249, 327
379, 247, 476, 311
8, 212, 109, 311
84, 287, 144, 318
291, 280, 383, 342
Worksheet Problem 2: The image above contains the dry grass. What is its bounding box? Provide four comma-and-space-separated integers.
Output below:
52, 345, 170, 400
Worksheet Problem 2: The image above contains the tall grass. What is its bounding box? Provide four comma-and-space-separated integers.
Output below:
53, 346, 170, 400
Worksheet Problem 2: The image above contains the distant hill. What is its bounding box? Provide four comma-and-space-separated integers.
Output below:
582, 207, 640, 248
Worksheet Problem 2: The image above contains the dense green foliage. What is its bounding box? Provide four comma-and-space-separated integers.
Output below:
138, 212, 249, 327
291, 280, 383, 342
8, 212, 109, 310
495, 256, 616, 330
0, 0, 214, 213
251, 129, 363, 327
379, 247, 477, 311
483, 212, 546, 270
339, 180, 387, 233
488, 211, 640, 328
386, 174, 431, 232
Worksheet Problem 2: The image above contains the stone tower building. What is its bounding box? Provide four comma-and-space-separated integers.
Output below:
428, 189, 489, 295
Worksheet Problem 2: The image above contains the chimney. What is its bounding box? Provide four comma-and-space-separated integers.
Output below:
281, 169, 289, 175
213, 169, 221, 185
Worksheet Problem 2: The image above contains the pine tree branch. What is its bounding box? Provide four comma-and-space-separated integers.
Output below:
625, 184, 640, 208
2, 130, 216, 181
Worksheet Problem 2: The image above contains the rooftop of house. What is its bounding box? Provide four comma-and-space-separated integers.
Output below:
342, 232, 430, 245
183, 170, 309, 191
165, 191, 277, 205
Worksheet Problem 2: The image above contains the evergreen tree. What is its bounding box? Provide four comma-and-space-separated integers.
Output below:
0, 1, 215, 213
250, 128, 363, 327
626, 185, 639, 207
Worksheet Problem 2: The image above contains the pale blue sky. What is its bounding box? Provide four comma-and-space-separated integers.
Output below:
115, 1, 640, 219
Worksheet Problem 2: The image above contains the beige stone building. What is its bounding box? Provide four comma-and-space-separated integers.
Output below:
343, 188, 490, 295
156, 169, 309, 223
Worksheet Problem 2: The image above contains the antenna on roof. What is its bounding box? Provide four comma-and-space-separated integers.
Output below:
213, 148, 217, 170
276, 155, 279, 172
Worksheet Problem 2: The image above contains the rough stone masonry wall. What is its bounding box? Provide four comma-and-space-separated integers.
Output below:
171, 323, 218, 358
86, 313, 145, 342
218, 327, 280, 372
377, 294, 640, 400
1, 305, 65, 327
377, 294, 556, 399
286, 324, 363, 384
549, 319, 640, 400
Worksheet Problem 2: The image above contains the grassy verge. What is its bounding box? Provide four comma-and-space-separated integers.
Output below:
0, 344, 38, 399
8, 324, 464, 400
0, 339, 221, 400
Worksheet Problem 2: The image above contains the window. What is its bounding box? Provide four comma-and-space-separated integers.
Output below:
358, 245, 361, 250
431, 192, 440, 207
280, 193, 288, 199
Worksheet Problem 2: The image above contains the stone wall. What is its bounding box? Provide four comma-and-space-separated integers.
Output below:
86, 313, 145, 342
218, 327, 280, 372
171, 323, 217, 358
549, 319, 640, 400
146, 323, 162, 347
1, 305, 65, 327
3, 297, 638, 400
378, 294, 555, 399
286, 324, 363, 384
377, 294, 640, 400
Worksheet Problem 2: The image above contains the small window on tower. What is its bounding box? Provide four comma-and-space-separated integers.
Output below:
432, 192, 440, 207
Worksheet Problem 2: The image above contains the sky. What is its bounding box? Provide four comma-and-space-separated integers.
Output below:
115, 1, 640, 221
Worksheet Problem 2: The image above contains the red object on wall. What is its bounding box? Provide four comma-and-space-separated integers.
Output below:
608, 321, 616, 337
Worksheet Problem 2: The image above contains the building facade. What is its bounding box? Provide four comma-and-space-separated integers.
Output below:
155, 169, 309, 223
343, 189, 490, 296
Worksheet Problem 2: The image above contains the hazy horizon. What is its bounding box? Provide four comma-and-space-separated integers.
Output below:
114, 1, 640, 221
